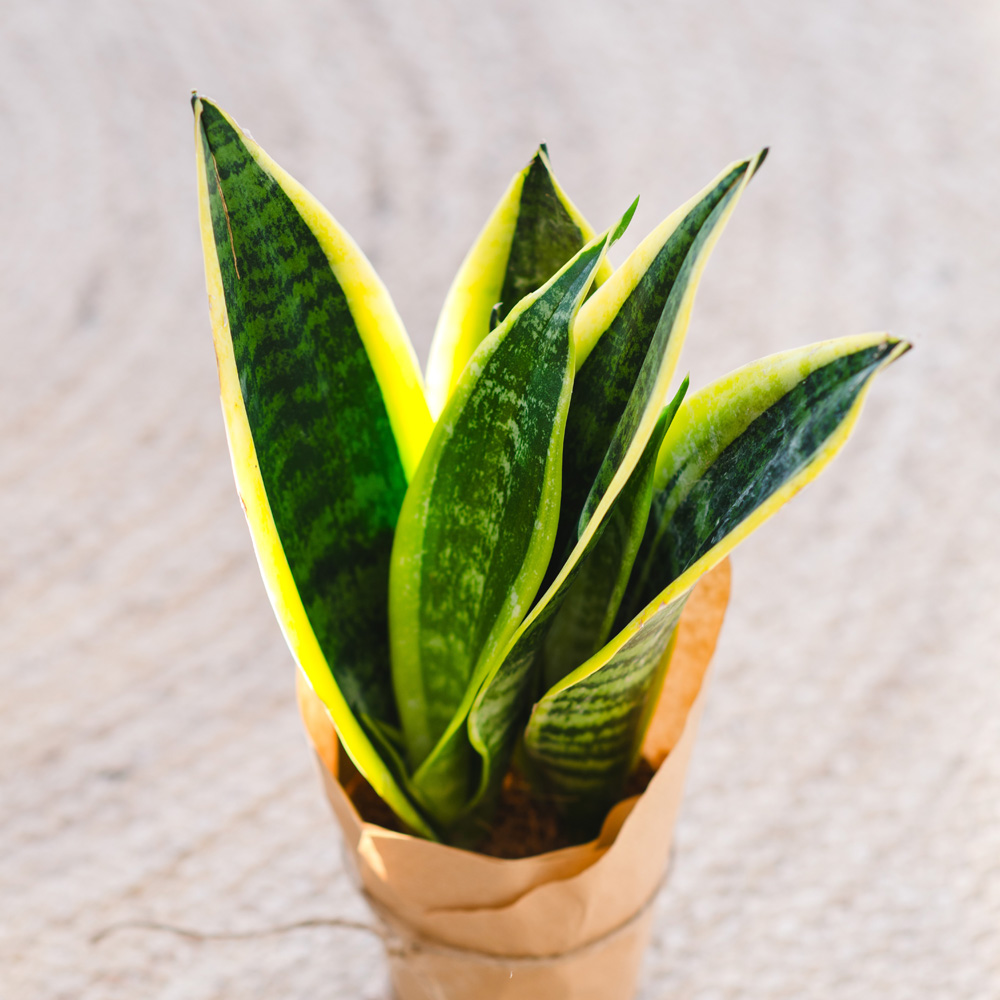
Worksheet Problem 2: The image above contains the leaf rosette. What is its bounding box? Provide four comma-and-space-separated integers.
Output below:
193, 95, 908, 845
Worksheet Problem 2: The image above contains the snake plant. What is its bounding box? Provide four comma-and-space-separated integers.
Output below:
193, 95, 908, 845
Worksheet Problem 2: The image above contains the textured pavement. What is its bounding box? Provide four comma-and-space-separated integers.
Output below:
2, 2, 998, 997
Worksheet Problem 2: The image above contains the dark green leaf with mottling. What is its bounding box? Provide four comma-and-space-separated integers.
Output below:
197, 101, 407, 731
455, 178, 751, 829
525, 335, 909, 833
496, 147, 589, 323
426, 146, 608, 417
390, 223, 624, 826
525, 588, 688, 834
541, 386, 686, 691
452, 383, 687, 842
464, 160, 756, 810
619, 340, 903, 624
549, 159, 756, 583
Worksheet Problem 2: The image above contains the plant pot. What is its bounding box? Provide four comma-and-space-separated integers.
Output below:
297, 560, 731, 1000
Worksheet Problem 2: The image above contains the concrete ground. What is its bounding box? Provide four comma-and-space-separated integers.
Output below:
2, 2, 998, 997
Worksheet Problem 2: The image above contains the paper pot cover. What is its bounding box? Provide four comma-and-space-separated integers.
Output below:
298, 560, 731, 1000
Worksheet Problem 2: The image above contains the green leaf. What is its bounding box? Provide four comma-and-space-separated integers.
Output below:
456, 151, 759, 833
433, 159, 766, 837
192, 96, 435, 839
453, 377, 689, 841
525, 583, 690, 834
623, 335, 910, 622
389, 213, 628, 824
415, 395, 676, 845
425, 146, 612, 418
550, 152, 766, 577
540, 384, 687, 691
523, 334, 910, 831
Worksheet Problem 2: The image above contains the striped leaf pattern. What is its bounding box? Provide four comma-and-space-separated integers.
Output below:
458, 385, 688, 833
624, 336, 910, 621
523, 334, 909, 825
453, 159, 766, 828
548, 153, 766, 578
389, 216, 627, 824
193, 97, 434, 837
398, 159, 763, 834
540, 388, 687, 692
527, 589, 688, 830
194, 97, 908, 848
425, 146, 611, 418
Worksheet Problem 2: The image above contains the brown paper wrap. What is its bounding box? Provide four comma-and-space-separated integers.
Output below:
298, 560, 731, 1000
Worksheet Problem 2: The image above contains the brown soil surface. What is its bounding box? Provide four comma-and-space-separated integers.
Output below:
343, 754, 657, 858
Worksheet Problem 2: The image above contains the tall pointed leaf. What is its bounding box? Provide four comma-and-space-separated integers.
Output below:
417, 393, 680, 845
550, 152, 766, 574
425, 146, 612, 418
441, 159, 766, 834
389, 211, 630, 824
454, 378, 690, 838
524, 334, 910, 829
193, 96, 434, 838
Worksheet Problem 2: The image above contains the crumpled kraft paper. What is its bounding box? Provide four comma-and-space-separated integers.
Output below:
298, 559, 731, 1000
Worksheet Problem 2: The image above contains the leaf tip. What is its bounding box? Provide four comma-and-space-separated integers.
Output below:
885, 336, 913, 364
751, 147, 769, 177
611, 196, 640, 245
662, 375, 690, 427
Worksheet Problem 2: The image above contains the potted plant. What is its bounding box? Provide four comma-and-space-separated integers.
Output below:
192, 94, 907, 1000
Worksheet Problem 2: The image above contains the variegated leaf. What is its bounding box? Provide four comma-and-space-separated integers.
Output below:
193, 96, 435, 838
524, 334, 910, 831
425, 146, 612, 418
540, 384, 687, 691
389, 209, 632, 825
449, 382, 689, 842
447, 156, 767, 835
549, 152, 766, 580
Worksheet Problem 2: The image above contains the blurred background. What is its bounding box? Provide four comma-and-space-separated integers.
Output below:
2, 1, 998, 997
